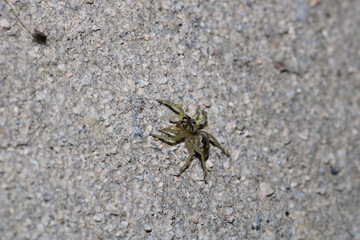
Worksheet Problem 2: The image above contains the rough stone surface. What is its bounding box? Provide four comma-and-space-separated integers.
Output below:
1, 0, 359, 239
259, 182, 274, 197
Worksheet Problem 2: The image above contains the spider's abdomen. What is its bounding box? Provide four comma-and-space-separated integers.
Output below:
194, 131, 210, 159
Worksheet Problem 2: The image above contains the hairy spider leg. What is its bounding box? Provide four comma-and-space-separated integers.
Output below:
192, 106, 200, 120
159, 127, 180, 136
150, 133, 182, 145
157, 99, 185, 122
177, 142, 195, 177
200, 152, 207, 183
197, 110, 208, 126
207, 133, 229, 156
191, 144, 208, 183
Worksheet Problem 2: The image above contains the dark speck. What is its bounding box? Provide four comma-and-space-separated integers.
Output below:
135, 174, 144, 181
330, 166, 340, 175
191, 18, 200, 28
77, 196, 85, 204
43, 193, 52, 202
32, 30, 47, 45
274, 61, 287, 72
151, 144, 160, 151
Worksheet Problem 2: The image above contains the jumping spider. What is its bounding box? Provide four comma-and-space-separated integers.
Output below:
150, 100, 230, 183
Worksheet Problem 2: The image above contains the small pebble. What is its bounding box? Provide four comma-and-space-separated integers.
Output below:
143, 34, 150, 40
225, 207, 233, 215
57, 64, 67, 73
236, 23, 243, 33
310, 0, 321, 7
191, 216, 198, 224
203, 101, 212, 108
93, 214, 103, 222
243, 93, 250, 104
96, 232, 102, 239
138, 80, 148, 88
0, 18, 11, 29
144, 224, 152, 232
119, 221, 129, 229
259, 182, 274, 197
252, 215, 261, 230
274, 61, 287, 72
260, 231, 276, 240
242, 17, 249, 23
226, 215, 234, 223
157, 77, 168, 85
66, 72, 73, 78
298, 130, 309, 141
206, 160, 214, 168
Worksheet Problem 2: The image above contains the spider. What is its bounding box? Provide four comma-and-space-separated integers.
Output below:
150, 99, 230, 183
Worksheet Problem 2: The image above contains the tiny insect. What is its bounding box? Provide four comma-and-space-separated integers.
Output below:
4, 0, 48, 45
151, 100, 230, 183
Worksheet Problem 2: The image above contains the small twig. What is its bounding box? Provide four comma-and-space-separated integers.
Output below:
4, 0, 47, 44
4, 0, 31, 33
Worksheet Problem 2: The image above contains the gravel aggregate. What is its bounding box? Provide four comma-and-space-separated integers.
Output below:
1, 0, 360, 239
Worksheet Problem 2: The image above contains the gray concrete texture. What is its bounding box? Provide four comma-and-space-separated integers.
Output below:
0, 0, 359, 239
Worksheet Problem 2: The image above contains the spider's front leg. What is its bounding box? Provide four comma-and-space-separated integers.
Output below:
197, 110, 208, 126
157, 99, 185, 122
151, 126, 182, 142
158, 126, 180, 136
192, 106, 200, 120
150, 133, 182, 145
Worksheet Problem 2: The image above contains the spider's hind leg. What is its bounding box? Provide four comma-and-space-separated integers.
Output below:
176, 144, 194, 177
190, 144, 209, 183
208, 133, 229, 157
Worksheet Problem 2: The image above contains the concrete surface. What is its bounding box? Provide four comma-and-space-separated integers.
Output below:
0, 0, 359, 239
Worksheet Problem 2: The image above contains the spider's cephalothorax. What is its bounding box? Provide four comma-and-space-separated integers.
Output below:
177, 115, 197, 133
150, 99, 230, 183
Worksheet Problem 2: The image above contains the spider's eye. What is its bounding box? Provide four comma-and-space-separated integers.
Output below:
186, 124, 193, 132
182, 122, 194, 132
